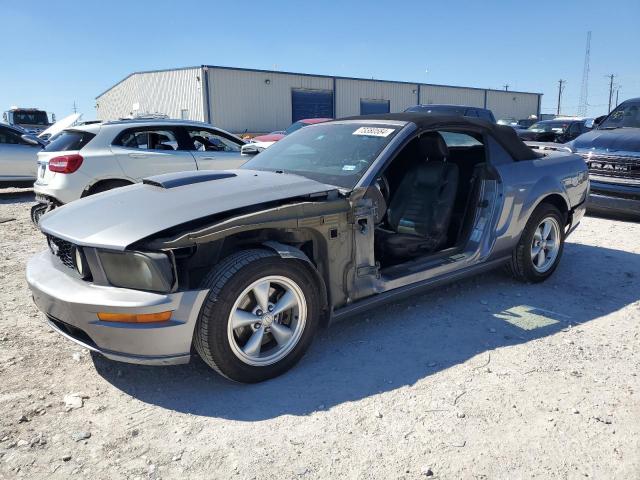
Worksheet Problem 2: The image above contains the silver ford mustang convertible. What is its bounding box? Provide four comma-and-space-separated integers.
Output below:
26, 113, 589, 383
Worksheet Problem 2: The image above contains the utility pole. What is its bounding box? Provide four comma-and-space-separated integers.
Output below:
557, 79, 565, 115
503, 84, 510, 91
72, 101, 77, 114
607, 74, 616, 113
615, 86, 620, 108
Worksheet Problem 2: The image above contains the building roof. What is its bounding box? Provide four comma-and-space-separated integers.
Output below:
96, 65, 543, 99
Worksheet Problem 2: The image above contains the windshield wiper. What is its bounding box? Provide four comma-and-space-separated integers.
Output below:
599, 126, 622, 130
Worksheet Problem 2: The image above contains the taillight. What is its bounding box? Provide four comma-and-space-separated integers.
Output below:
49, 154, 83, 174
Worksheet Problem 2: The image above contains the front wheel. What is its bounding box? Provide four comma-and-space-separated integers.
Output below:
510, 203, 565, 283
194, 249, 321, 383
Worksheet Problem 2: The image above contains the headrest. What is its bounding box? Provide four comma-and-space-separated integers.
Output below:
418, 132, 449, 159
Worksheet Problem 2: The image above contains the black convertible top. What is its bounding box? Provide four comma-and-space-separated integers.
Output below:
339, 112, 539, 161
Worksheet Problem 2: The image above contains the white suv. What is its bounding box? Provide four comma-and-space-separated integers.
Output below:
32, 119, 248, 222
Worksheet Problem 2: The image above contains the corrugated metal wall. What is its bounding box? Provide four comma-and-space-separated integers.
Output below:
96, 66, 542, 132
96, 67, 205, 121
208, 68, 333, 132
335, 79, 417, 117
419, 85, 485, 108
486, 90, 539, 120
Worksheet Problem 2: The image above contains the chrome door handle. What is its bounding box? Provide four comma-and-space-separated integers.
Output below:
200, 156, 216, 160
129, 153, 147, 158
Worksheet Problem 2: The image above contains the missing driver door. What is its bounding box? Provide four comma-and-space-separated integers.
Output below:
350, 197, 379, 301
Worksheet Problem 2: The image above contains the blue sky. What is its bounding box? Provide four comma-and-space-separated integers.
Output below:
2, 0, 638, 121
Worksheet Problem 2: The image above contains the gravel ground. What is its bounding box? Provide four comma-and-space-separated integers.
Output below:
1, 190, 639, 479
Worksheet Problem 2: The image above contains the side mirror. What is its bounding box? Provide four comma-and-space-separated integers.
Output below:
21, 134, 46, 147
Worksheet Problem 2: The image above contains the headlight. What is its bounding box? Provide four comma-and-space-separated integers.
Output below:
73, 247, 91, 280
97, 250, 174, 292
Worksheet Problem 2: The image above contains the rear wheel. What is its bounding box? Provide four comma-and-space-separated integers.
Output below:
85, 179, 132, 196
510, 203, 565, 282
194, 249, 321, 383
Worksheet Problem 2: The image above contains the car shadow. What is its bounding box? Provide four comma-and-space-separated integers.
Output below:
587, 209, 639, 223
0, 189, 35, 205
93, 241, 640, 421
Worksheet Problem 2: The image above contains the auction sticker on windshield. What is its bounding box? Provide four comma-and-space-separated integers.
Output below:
352, 127, 395, 137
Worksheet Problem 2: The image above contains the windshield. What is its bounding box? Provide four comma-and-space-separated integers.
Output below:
241, 122, 401, 188
528, 121, 567, 133
13, 111, 49, 126
599, 102, 640, 129
284, 121, 307, 135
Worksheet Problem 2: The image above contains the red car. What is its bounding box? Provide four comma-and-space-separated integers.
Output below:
252, 118, 332, 143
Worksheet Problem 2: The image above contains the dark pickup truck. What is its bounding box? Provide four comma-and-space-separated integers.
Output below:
569, 97, 640, 217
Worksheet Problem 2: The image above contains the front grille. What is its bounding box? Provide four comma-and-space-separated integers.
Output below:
47, 235, 75, 270
580, 153, 640, 180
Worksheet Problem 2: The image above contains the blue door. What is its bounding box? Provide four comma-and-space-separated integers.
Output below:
360, 99, 391, 115
291, 89, 334, 122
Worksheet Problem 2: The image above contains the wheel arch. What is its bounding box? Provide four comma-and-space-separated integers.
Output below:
81, 177, 135, 197
519, 175, 571, 228
261, 240, 330, 326
534, 193, 570, 224
186, 227, 333, 325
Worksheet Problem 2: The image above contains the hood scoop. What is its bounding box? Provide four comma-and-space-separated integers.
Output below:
143, 171, 237, 189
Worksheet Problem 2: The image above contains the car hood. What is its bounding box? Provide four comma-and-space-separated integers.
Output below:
517, 130, 540, 139
572, 128, 640, 153
252, 133, 285, 142
39, 169, 336, 250
37, 113, 82, 139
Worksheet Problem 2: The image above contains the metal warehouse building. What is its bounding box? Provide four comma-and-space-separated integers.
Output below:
96, 65, 542, 133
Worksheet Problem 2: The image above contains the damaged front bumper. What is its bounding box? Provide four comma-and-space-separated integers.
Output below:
26, 250, 208, 366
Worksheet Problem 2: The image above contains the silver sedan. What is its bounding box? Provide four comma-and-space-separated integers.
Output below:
0, 124, 41, 186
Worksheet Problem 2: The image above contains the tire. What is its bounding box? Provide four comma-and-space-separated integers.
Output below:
509, 203, 565, 283
85, 180, 132, 196
194, 249, 321, 383
30, 203, 49, 226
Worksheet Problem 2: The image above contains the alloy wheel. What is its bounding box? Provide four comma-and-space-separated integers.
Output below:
531, 217, 561, 273
227, 275, 307, 366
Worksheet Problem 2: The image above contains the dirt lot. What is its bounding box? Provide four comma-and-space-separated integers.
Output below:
0, 190, 639, 479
